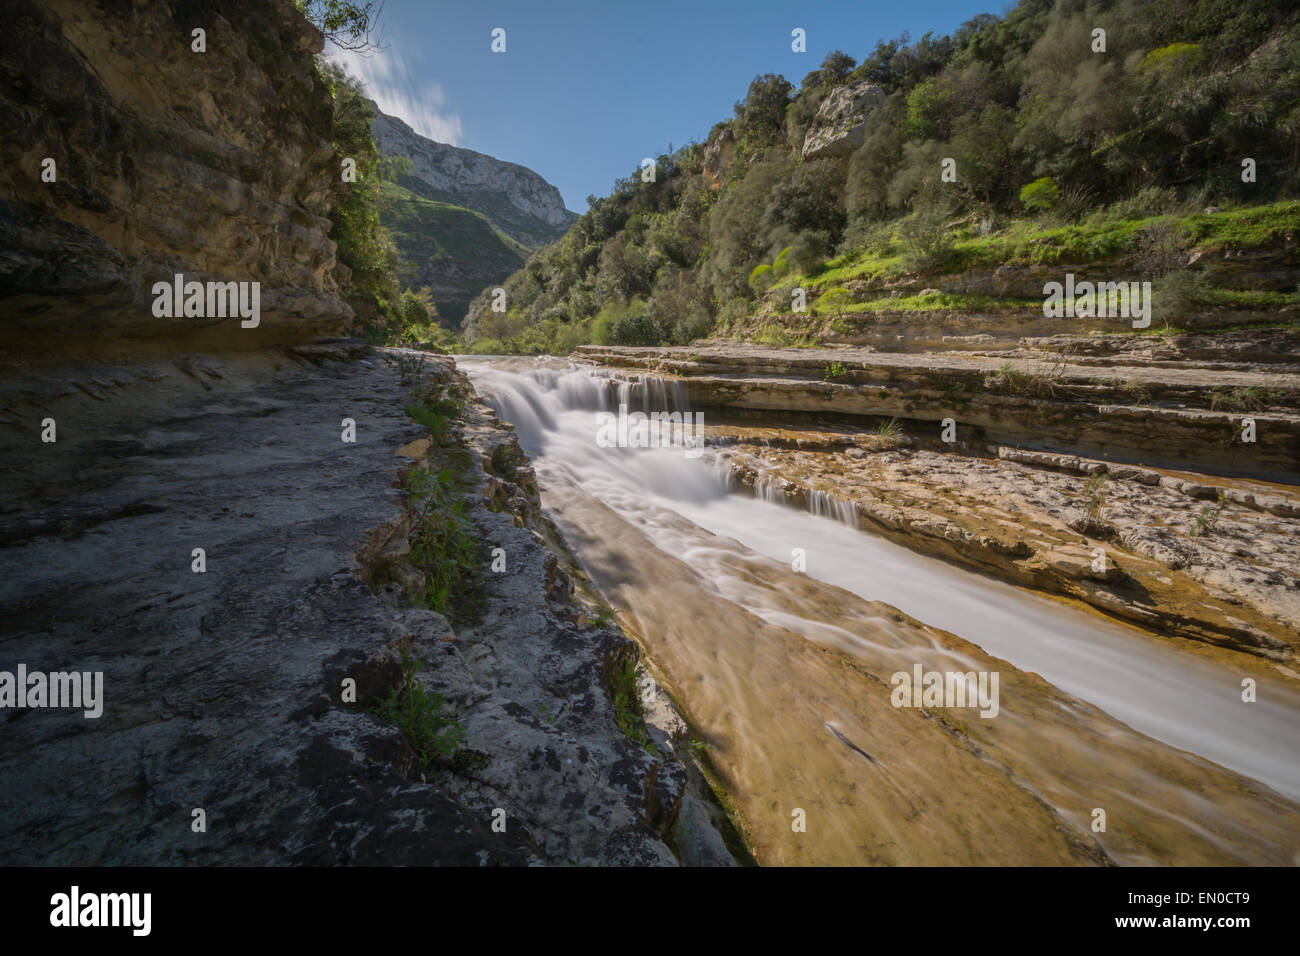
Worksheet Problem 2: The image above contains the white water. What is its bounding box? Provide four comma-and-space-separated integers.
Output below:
460, 356, 1300, 802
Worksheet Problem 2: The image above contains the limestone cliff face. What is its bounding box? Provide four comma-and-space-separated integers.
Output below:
371, 104, 576, 250
0, 0, 352, 357
801, 81, 885, 161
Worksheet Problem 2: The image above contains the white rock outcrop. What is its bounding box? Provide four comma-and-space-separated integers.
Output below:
801, 81, 886, 161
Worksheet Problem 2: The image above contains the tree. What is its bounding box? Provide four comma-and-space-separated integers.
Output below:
734, 74, 795, 151
296, 0, 381, 51
762, 158, 846, 246
820, 50, 857, 86
400, 287, 438, 327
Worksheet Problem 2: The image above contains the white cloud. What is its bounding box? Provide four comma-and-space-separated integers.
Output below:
326, 42, 463, 146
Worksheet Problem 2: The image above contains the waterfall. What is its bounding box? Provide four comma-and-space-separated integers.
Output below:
809, 488, 859, 528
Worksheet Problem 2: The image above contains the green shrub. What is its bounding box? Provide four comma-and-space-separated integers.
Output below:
816, 287, 856, 313
1019, 177, 1060, 212
748, 262, 774, 294
898, 209, 955, 274
592, 299, 665, 346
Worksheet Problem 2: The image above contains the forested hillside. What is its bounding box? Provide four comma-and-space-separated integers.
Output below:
462, 0, 1300, 352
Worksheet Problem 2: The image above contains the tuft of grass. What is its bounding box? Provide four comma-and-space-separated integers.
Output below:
1122, 378, 1155, 404
750, 325, 823, 348
875, 417, 905, 449
373, 653, 466, 768
823, 361, 849, 381
985, 350, 1075, 398
1208, 386, 1276, 412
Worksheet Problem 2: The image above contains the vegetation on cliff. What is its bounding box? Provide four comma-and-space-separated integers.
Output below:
275, 1, 450, 345
462, 0, 1300, 354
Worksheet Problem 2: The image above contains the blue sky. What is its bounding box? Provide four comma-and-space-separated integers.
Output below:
330, 0, 1006, 212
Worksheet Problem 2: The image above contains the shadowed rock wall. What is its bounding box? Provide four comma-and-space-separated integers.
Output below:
0, 0, 353, 358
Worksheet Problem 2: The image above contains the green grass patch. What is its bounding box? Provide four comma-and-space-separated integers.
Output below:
749, 324, 823, 348
1180, 200, 1300, 251
788, 201, 1299, 294
1187, 287, 1300, 309
834, 291, 1039, 313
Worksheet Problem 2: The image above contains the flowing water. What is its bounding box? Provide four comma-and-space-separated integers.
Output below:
460, 355, 1300, 865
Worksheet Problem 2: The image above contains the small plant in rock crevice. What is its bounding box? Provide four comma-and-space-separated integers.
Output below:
608, 657, 657, 755
1191, 491, 1228, 537
402, 466, 480, 615
373, 652, 466, 768
1082, 472, 1109, 517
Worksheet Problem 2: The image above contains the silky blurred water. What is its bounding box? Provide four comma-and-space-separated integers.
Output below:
460, 355, 1300, 803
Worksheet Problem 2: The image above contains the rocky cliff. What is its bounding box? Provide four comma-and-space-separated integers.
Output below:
379, 180, 530, 326
0, 0, 352, 359
372, 104, 577, 250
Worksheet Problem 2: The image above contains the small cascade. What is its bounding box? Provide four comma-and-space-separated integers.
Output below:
602, 372, 690, 414
809, 488, 859, 528
753, 473, 784, 505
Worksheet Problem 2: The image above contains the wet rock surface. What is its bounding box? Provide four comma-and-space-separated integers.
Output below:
0, 343, 714, 864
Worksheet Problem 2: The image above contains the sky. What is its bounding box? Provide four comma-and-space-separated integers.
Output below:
328, 0, 1008, 213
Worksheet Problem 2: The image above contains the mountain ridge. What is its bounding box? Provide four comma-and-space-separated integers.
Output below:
370, 101, 577, 243
369, 100, 577, 323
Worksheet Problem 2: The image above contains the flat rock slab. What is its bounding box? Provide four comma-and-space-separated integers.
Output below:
0, 343, 685, 865
575, 343, 1300, 394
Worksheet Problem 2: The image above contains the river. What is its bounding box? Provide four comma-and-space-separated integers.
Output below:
460, 355, 1300, 865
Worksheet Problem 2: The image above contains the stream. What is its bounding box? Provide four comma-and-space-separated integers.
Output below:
460, 355, 1300, 865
